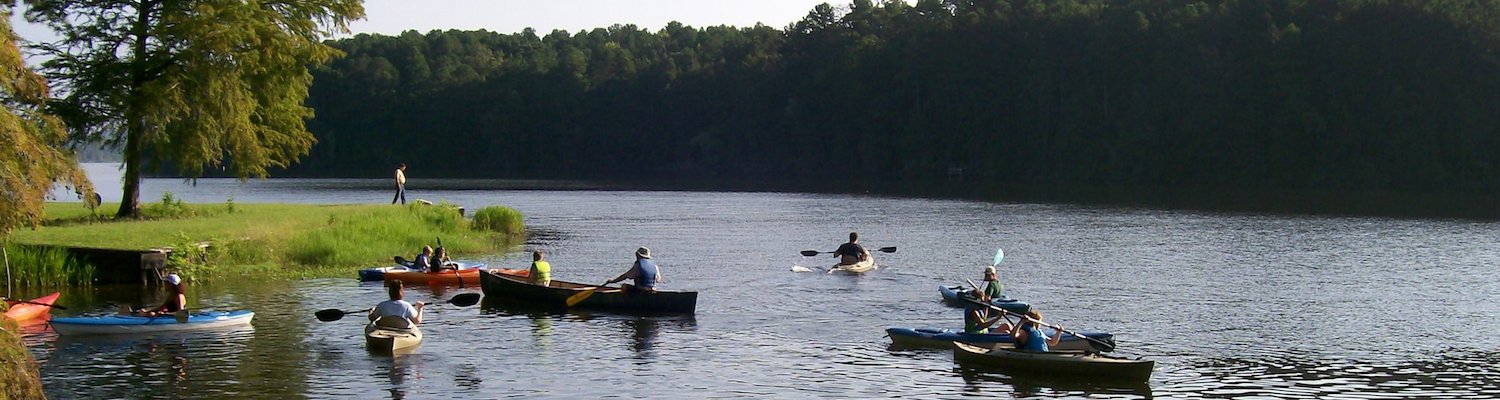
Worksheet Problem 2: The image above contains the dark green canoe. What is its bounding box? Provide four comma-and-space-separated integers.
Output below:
478, 269, 697, 314
953, 342, 1154, 382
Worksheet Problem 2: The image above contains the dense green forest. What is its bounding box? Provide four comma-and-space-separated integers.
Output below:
292, 0, 1500, 195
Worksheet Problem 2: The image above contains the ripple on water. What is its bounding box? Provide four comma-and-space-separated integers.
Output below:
1160, 349, 1500, 399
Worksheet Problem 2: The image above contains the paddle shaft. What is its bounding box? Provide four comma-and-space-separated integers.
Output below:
963, 279, 1113, 351
801, 246, 896, 257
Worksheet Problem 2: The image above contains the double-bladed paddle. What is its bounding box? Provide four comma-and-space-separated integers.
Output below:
314, 292, 481, 322
963, 278, 1115, 352
799, 246, 897, 257
0, 296, 66, 310
394, 256, 414, 268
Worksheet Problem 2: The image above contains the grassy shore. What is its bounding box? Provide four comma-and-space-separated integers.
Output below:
8, 200, 526, 281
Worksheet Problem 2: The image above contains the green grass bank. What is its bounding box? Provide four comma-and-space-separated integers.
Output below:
8, 199, 526, 282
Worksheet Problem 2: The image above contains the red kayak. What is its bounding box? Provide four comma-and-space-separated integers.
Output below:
384, 268, 528, 285
4, 292, 60, 325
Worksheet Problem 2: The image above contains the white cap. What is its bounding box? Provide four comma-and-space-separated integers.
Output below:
984, 266, 997, 275
163, 273, 182, 285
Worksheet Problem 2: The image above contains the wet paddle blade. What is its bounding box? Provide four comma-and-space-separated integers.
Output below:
394, 256, 412, 267
449, 293, 481, 307
992, 248, 1004, 267
799, 250, 819, 257
314, 308, 349, 322
565, 284, 605, 307
877, 246, 897, 253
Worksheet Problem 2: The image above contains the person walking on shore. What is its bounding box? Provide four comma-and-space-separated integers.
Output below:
392, 163, 407, 204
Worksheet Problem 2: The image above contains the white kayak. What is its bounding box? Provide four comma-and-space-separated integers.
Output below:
364, 316, 422, 354
829, 257, 877, 274
50, 310, 254, 335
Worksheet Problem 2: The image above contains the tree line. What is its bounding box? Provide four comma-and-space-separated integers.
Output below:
294, 0, 1500, 195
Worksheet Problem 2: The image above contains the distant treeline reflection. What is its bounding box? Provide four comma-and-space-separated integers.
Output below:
291, 1, 1500, 202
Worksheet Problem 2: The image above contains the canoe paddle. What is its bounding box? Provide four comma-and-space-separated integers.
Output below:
963, 278, 1116, 352
799, 246, 897, 257
314, 292, 481, 322
0, 297, 67, 310
564, 281, 611, 307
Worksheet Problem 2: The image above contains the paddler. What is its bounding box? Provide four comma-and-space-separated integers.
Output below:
133, 273, 186, 317
529, 250, 551, 287
369, 281, 423, 325
1010, 310, 1064, 352
832, 232, 870, 265
982, 265, 1003, 299
963, 290, 1007, 334
607, 247, 659, 293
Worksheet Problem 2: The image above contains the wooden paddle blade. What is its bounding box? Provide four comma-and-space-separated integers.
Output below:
877, 246, 897, 253
565, 286, 602, 307
449, 293, 481, 307
799, 250, 820, 257
314, 308, 350, 322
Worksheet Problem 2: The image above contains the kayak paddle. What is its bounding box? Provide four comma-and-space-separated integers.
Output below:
0, 296, 66, 310
394, 256, 414, 268
314, 292, 481, 322
799, 246, 897, 257
963, 278, 1115, 353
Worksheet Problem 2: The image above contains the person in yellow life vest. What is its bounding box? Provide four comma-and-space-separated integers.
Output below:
529, 250, 551, 287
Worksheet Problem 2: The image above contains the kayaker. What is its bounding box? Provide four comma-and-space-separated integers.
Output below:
963, 291, 1006, 334
1010, 310, 1064, 352
982, 265, 1003, 299
428, 246, 454, 272
369, 281, 423, 325
413, 245, 433, 268
832, 232, 869, 265
607, 247, 659, 293
134, 273, 186, 317
529, 250, 552, 287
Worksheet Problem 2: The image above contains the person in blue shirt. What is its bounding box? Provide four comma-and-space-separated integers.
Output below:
1010, 310, 1064, 352
608, 247, 660, 293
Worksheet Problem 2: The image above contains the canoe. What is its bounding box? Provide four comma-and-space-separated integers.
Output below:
952, 342, 1154, 382
939, 285, 1032, 315
478, 269, 697, 314
829, 257, 877, 274
358, 261, 486, 281
50, 310, 255, 335
886, 327, 1114, 352
364, 316, 422, 354
3, 292, 60, 325
383, 267, 527, 285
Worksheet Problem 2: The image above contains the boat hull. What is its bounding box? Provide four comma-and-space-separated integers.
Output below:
359, 262, 486, 281
479, 270, 697, 314
365, 321, 422, 354
953, 342, 1154, 382
887, 327, 1114, 352
938, 285, 1032, 314
830, 257, 877, 274
4, 292, 60, 325
50, 310, 255, 335
383, 267, 527, 285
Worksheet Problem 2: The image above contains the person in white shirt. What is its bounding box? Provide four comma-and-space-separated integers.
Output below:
369, 281, 423, 325
391, 163, 407, 205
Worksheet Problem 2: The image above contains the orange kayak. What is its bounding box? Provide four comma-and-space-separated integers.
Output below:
384, 268, 528, 285
4, 292, 60, 325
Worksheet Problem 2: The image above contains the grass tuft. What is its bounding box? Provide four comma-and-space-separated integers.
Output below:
473, 206, 525, 235
2, 244, 94, 286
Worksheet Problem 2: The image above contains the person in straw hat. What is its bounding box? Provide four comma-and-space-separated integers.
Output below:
608, 247, 661, 293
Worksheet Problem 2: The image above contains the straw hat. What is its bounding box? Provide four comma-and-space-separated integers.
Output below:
636, 247, 651, 259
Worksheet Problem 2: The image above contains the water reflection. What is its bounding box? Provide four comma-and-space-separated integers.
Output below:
1167, 350, 1500, 398
46, 328, 254, 399
954, 364, 1154, 399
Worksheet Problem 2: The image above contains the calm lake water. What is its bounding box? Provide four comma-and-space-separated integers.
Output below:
15, 164, 1500, 398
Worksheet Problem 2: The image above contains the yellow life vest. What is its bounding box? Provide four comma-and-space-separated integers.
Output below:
532, 261, 552, 282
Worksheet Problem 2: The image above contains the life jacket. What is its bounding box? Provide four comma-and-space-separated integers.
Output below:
532, 261, 552, 283
1016, 323, 1050, 352
635, 259, 658, 289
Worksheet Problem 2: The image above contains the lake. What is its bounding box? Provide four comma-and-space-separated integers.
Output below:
15, 164, 1500, 398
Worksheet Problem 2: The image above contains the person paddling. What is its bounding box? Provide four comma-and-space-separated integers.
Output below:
963, 290, 1007, 334
981, 265, 1004, 299
1010, 310, 1064, 352
832, 232, 869, 265
413, 246, 433, 269
369, 281, 423, 325
134, 274, 186, 317
607, 247, 659, 293
428, 246, 454, 272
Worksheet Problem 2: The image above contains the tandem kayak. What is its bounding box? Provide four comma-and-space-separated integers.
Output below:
829, 257, 877, 274
50, 310, 255, 335
365, 316, 422, 354
953, 342, 1154, 382
479, 269, 697, 314
383, 267, 527, 285
358, 261, 487, 281
886, 327, 1115, 352
939, 285, 1032, 315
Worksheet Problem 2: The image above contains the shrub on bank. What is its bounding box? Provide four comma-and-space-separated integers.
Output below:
473, 206, 525, 235
2, 244, 94, 286
0, 319, 46, 400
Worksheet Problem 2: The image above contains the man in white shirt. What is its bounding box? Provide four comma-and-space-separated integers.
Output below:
391, 163, 407, 205
369, 281, 423, 325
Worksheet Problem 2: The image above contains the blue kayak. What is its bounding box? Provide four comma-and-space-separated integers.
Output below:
358, 261, 486, 281
50, 310, 255, 335
939, 285, 1032, 315
886, 327, 1115, 352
